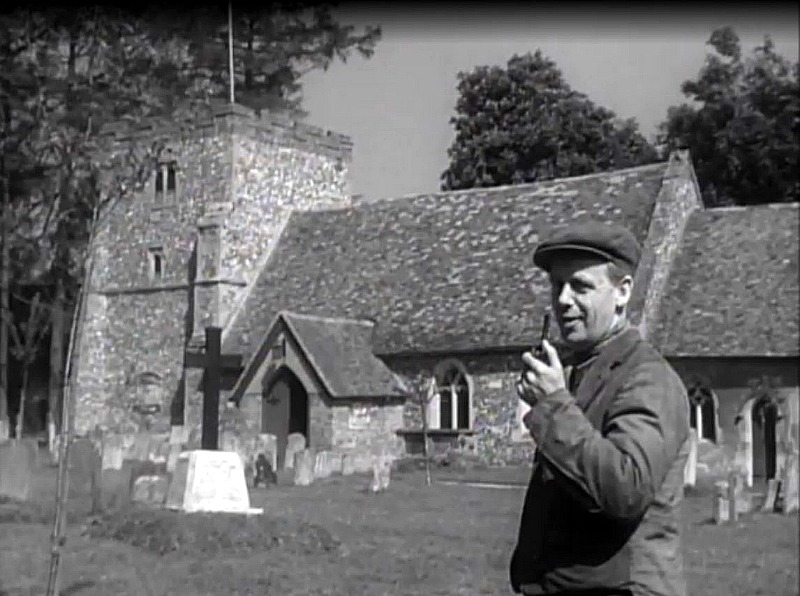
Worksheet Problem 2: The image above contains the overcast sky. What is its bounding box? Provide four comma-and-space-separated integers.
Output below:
300, 3, 799, 201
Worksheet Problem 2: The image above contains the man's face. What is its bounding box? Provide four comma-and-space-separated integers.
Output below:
547, 254, 632, 351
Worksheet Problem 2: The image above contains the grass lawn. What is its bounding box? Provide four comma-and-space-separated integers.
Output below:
0, 464, 797, 596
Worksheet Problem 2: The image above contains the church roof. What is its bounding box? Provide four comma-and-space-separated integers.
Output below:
651, 203, 799, 357
223, 161, 667, 361
280, 312, 410, 398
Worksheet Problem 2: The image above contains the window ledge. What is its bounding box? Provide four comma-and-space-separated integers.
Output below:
396, 428, 475, 437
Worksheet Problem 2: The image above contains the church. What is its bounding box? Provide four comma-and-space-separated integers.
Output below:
72, 103, 799, 487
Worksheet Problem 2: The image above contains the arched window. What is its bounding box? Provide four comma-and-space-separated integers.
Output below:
148, 247, 165, 281
688, 381, 718, 443
154, 160, 178, 204
426, 360, 472, 431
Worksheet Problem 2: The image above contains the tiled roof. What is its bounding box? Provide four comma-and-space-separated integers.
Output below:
281, 312, 410, 398
652, 203, 799, 357
223, 162, 667, 361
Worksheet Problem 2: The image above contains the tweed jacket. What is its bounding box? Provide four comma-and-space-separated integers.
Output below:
510, 326, 690, 596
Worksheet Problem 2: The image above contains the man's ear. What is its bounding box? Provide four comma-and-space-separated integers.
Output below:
616, 275, 633, 310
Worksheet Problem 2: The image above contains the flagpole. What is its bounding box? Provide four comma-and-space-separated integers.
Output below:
228, 1, 235, 105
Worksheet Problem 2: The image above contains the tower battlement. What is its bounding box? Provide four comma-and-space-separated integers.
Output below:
99, 102, 353, 158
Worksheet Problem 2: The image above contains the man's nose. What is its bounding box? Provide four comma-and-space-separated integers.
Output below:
556, 283, 573, 307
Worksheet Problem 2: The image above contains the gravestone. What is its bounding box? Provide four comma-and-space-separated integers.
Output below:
153, 438, 170, 464
293, 449, 315, 487
258, 434, 278, 472
0, 440, 36, 501
20, 438, 42, 468
131, 475, 170, 506
342, 451, 374, 476
369, 455, 392, 493
683, 430, 697, 487
169, 425, 187, 446
314, 451, 342, 480
780, 452, 798, 514
219, 432, 244, 466
734, 472, 751, 514
165, 450, 262, 514
713, 479, 730, 524
730, 471, 742, 519
285, 433, 306, 470
762, 478, 780, 512
69, 438, 102, 513
101, 436, 124, 471
166, 443, 183, 473
101, 459, 135, 511
713, 470, 754, 523
328, 452, 344, 476
130, 433, 151, 462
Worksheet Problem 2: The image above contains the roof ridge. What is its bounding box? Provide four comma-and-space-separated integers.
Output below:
281, 311, 375, 327
306, 160, 671, 216
704, 202, 800, 213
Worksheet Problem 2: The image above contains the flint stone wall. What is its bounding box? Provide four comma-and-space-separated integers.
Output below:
390, 352, 535, 466
73, 107, 352, 439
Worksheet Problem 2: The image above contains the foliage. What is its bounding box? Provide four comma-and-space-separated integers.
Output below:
441, 51, 659, 191
659, 27, 799, 206
152, 4, 381, 115
1, 8, 197, 301
0, 4, 380, 338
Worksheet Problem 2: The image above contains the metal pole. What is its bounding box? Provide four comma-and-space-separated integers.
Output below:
45, 202, 100, 596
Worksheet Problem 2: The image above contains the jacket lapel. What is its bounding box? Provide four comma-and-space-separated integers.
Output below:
574, 328, 641, 413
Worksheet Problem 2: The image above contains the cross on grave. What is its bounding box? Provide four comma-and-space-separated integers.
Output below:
185, 326, 243, 450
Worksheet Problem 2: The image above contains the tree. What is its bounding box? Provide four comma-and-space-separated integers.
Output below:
159, 4, 381, 115
0, 5, 381, 437
416, 375, 438, 487
441, 51, 659, 191
3, 292, 49, 439
0, 8, 189, 437
659, 27, 799, 206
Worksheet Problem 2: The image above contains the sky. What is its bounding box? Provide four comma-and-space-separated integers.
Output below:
300, 3, 799, 202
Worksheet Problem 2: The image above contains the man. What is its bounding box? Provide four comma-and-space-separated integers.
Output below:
510, 221, 690, 596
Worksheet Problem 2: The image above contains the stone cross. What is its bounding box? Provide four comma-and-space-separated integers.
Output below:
185, 326, 243, 450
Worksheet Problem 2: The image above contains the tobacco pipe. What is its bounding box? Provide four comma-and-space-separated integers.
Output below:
519, 312, 551, 386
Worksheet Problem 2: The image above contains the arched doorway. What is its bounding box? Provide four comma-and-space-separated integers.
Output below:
752, 397, 778, 483
262, 367, 309, 470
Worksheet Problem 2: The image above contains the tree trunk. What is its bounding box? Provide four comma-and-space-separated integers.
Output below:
0, 176, 10, 441
421, 417, 432, 487
420, 378, 434, 487
16, 364, 29, 440
244, 17, 254, 90
49, 280, 65, 457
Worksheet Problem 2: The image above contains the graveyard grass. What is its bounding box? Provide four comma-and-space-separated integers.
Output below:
1, 464, 798, 596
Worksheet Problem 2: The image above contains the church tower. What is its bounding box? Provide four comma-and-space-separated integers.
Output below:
72, 103, 352, 447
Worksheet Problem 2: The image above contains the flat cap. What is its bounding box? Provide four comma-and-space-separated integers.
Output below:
532, 220, 641, 273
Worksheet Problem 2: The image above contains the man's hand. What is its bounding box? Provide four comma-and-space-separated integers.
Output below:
516, 340, 566, 406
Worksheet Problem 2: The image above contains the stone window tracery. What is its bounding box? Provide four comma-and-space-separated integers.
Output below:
687, 380, 719, 443
426, 360, 473, 431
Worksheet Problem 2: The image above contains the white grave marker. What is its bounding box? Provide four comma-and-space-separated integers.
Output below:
165, 450, 262, 514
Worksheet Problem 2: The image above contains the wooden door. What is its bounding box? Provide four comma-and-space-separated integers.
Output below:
263, 378, 291, 470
